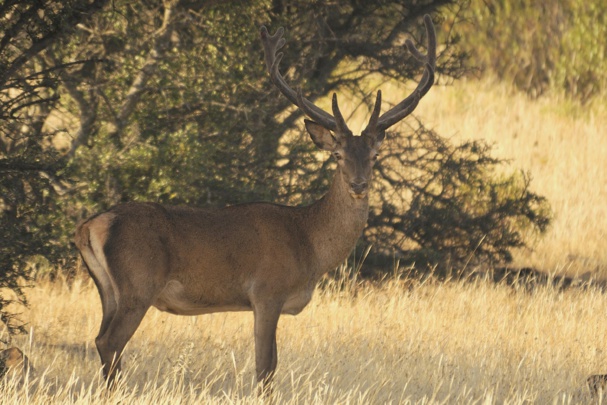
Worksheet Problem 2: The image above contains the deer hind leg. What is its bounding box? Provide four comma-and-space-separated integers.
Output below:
95, 301, 149, 385
88, 251, 155, 384
94, 250, 165, 384
80, 249, 117, 341
77, 215, 150, 385
77, 214, 119, 340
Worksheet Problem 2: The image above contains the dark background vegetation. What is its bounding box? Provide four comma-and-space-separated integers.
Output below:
1, 0, 604, 336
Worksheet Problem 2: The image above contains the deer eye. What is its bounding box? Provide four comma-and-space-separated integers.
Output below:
372, 153, 379, 161
333, 152, 343, 161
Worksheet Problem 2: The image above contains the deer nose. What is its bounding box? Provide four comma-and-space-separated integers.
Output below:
350, 181, 368, 195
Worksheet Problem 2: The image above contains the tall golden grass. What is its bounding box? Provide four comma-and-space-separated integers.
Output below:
3, 270, 607, 403
3, 78, 607, 403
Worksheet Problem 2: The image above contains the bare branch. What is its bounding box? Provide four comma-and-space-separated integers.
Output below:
45, 51, 99, 159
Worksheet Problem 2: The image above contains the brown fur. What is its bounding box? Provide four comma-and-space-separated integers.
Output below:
0, 347, 32, 381
587, 374, 607, 397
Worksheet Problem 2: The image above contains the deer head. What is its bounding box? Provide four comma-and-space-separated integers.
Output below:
260, 15, 436, 199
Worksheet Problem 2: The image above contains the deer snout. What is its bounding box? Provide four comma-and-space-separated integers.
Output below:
349, 180, 368, 196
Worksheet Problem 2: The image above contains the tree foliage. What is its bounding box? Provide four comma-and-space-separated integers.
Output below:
458, 0, 607, 99
0, 0, 109, 337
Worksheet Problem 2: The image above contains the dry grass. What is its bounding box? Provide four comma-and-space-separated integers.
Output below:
3, 272, 607, 403
4, 78, 607, 403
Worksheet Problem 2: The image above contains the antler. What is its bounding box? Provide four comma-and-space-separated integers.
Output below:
260, 26, 350, 135
260, 14, 436, 138
362, 14, 436, 136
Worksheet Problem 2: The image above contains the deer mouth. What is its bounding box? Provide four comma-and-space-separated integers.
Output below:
349, 181, 368, 199
350, 192, 368, 199
349, 189, 368, 199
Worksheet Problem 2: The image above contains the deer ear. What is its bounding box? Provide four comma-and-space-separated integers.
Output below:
304, 119, 337, 151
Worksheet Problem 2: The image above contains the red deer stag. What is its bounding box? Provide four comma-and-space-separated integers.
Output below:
75, 15, 436, 389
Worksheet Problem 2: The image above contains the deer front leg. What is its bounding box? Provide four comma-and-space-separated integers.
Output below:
253, 301, 282, 394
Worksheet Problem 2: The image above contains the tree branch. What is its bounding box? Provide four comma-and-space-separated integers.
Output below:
106, 0, 179, 146
45, 51, 100, 159
0, 0, 109, 86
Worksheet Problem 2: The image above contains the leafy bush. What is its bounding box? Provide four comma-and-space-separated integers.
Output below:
458, 0, 607, 99
364, 123, 551, 274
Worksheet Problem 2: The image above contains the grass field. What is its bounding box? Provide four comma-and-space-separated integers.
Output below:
3, 272, 607, 403
3, 78, 607, 403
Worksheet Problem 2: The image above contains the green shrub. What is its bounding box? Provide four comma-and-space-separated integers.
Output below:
457, 0, 607, 99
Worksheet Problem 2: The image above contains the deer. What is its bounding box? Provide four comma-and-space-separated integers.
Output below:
74, 15, 436, 391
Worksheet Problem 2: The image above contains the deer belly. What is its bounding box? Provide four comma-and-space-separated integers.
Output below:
153, 280, 251, 315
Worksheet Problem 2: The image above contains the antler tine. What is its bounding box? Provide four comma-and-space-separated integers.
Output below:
376, 62, 434, 131
260, 26, 285, 70
361, 91, 382, 137
260, 26, 297, 106
297, 91, 337, 131
261, 26, 339, 132
371, 14, 437, 133
406, 15, 436, 71
331, 93, 351, 136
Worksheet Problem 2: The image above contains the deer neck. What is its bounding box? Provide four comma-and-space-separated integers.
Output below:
304, 169, 369, 276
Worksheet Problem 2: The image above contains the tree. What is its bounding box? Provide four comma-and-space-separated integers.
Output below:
51, 0, 470, 217
0, 0, 550, 335
0, 0, 110, 337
